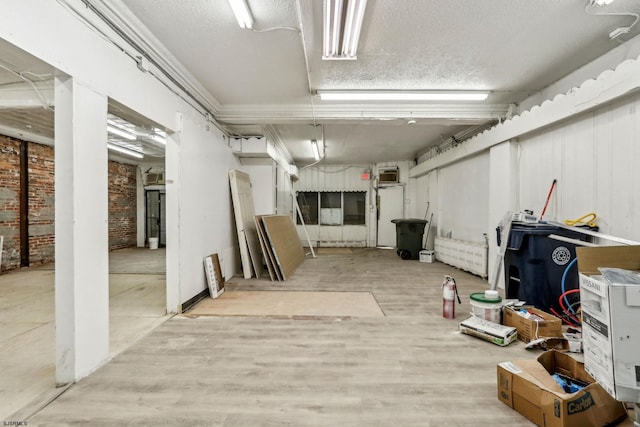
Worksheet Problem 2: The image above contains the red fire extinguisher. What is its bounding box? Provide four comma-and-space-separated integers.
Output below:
442, 275, 462, 319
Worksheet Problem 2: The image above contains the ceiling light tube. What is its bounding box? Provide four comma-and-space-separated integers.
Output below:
323, 0, 367, 60
317, 91, 490, 101
593, 0, 615, 5
311, 139, 320, 161
107, 143, 144, 159
227, 0, 254, 29
341, 0, 367, 58
149, 134, 166, 145
107, 125, 136, 140
323, 0, 344, 58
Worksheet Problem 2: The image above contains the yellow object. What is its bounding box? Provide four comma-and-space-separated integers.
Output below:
564, 212, 597, 228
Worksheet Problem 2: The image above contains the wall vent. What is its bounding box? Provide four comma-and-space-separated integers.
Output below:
379, 167, 399, 183
145, 173, 164, 185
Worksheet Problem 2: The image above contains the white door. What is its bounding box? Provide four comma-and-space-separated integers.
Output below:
229, 169, 263, 279
377, 186, 404, 247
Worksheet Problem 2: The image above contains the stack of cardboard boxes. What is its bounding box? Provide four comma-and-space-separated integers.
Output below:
494, 245, 640, 427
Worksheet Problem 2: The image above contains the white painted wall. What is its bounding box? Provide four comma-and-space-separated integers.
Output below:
518, 92, 640, 242
54, 75, 110, 384
411, 86, 640, 286
436, 153, 490, 243
412, 170, 437, 250
276, 163, 293, 216
168, 111, 240, 310
239, 158, 276, 215
0, 0, 241, 380
487, 141, 519, 288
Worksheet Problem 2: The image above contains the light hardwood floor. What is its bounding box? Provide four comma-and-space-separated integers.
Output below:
0, 248, 168, 421
13, 248, 555, 426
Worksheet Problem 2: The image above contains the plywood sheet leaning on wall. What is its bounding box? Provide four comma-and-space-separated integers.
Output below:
255, 215, 278, 281
229, 169, 263, 279
261, 215, 305, 280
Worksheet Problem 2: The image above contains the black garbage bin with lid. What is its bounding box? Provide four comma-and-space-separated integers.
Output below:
504, 222, 586, 314
391, 218, 428, 260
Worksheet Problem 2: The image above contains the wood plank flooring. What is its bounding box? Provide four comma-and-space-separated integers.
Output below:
26, 248, 544, 426
0, 248, 168, 422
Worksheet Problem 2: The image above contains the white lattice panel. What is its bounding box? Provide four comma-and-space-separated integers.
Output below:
434, 237, 488, 278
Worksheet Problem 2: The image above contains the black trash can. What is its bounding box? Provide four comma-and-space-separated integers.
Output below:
504, 222, 586, 314
391, 218, 428, 260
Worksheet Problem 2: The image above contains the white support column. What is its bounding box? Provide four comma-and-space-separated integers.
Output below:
487, 140, 519, 289
164, 131, 180, 314
54, 75, 109, 384
136, 166, 146, 247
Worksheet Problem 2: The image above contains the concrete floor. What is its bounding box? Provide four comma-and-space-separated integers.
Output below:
6, 248, 634, 426
0, 247, 169, 421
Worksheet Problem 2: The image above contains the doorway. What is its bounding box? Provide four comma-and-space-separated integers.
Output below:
377, 185, 404, 247
146, 190, 166, 247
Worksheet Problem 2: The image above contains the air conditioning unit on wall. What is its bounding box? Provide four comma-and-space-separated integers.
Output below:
378, 167, 399, 184
145, 173, 165, 185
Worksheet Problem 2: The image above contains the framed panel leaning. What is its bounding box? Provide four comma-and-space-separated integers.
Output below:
204, 253, 225, 298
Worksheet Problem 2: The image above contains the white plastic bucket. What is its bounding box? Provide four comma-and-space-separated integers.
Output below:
148, 237, 159, 250
470, 290, 502, 323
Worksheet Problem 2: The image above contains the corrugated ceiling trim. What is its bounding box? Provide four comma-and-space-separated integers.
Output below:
410, 55, 640, 178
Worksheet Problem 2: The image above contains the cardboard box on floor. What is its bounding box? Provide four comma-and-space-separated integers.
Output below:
497, 350, 627, 427
576, 245, 640, 402
503, 306, 563, 343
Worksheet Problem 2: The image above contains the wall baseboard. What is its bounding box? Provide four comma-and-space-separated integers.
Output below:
180, 288, 209, 313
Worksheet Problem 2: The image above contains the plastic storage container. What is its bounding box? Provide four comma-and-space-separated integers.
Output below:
391, 218, 428, 260
470, 290, 503, 323
504, 222, 585, 313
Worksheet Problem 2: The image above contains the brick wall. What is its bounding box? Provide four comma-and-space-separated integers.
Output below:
28, 143, 55, 266
0, 136, 21, 270
108, 161, 138, 250
0, 135, 139, 272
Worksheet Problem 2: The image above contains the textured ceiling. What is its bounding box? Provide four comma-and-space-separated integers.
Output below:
1, 0, 640, 165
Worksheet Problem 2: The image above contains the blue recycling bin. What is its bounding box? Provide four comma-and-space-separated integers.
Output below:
391, 218, 428, 260
504, 222, 586, 314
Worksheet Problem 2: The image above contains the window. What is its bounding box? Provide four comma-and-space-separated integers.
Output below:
296, 192, 318, 225
343, 192, 366, 225
320, 192, 342, 225
296, 191, 367, 226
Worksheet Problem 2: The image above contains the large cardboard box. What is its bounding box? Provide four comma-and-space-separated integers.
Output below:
576, 245, 640, 402
497, 350, 627, 427
503, 306, 563, 343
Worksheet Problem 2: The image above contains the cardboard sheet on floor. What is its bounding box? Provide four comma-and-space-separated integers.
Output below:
229, 169, 263, 278
261, 215, 305, 280
184, 291, 385, 318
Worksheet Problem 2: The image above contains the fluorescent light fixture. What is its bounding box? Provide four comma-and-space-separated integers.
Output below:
593, 0, 615, 5
227, 0, 254, 29
148, 133, 166, 145
317, 91, 490, 101
107, 125, 136, 141
341, 0, 367, 57
107, 143, 144, 159
311, 139, 320, 161
323, 0, 368, 60
609, 26, 630, 39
